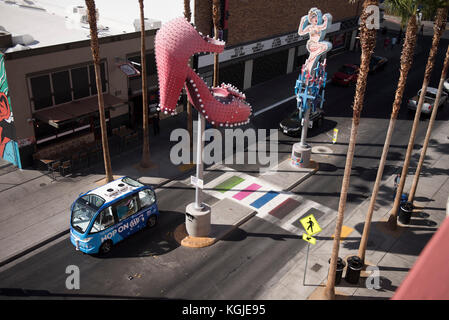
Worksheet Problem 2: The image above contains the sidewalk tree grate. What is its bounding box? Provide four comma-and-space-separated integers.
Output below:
311, 263, 322, 272
214, 176, 245, 193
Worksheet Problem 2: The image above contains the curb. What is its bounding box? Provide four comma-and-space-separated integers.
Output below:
0, 229, 69, 268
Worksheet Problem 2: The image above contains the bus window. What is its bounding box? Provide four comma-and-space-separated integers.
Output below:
90, 206, 114, 233
138, 189, 156, 209
71, 198, 98, 234
115, 196, 138, 222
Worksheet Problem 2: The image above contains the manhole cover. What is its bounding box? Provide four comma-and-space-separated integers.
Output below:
311, 146, 333, 154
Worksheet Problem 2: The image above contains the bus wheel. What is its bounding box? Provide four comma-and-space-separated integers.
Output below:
99, 240, 113, 255
147, 215, 158, 228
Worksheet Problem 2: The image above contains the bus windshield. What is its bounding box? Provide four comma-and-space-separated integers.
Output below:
71, 196, 102, 234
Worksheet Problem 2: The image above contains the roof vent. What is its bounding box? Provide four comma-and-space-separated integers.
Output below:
0, 31, 13, 49
117, 183, 128, 193
105, 188, 117, 198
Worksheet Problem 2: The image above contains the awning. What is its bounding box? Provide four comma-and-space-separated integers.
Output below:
34, 94, 127, 128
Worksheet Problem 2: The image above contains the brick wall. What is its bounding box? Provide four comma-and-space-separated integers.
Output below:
195, 0, 361, 47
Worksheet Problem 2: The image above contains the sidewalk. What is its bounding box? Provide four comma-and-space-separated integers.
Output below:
256, 123, 449, 300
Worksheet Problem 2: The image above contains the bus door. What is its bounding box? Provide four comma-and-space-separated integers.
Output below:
137, 188, 158, 219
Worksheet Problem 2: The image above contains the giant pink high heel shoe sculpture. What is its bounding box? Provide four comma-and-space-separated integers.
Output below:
155, 17, 252, 127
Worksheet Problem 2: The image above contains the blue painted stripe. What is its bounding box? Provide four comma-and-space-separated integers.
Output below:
250, 191, 280, 209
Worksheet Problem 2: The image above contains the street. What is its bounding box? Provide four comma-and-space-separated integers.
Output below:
1, 35, 449, 300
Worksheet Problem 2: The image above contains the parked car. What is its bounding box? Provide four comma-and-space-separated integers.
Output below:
369, 55, 388, 73
407, 87, 448, 115
279, 108, 324, 137
332, 64, 359, 86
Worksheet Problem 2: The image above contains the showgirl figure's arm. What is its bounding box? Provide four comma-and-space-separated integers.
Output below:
298, 16, 310, 36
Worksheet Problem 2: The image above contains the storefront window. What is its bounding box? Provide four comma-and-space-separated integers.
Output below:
28, 61, 108, 111
52, 70, 72, 105
71, 66, 90, 99
30, 75, 53, 110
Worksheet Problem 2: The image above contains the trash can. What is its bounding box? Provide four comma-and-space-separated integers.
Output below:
345, 256, 363, 284
329, 257, 346, 285
399, 201, 413, 225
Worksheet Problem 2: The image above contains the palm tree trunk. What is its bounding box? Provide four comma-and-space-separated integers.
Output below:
387, 7, 447, 230
358, 15, 418, 262
212, 0, 220, 87
323, 0, 378, 300
184, 0, 193, 149
139, 0, 151, 168
408, 43, 449, 201
85, 0, 113, 183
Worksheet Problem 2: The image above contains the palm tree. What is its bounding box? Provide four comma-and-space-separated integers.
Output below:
184, 0, 193, 148
324, 0, 378, 300
357, 0, 419, 263
387, 5, 448, 230
139, 0, 151, 168
85, 0, 113, 183
408, 43, 449, 201
212, 0, 220, 87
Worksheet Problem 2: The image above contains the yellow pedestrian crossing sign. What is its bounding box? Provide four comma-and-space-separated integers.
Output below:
302, 233, 316, 245
299, 214, 322, 236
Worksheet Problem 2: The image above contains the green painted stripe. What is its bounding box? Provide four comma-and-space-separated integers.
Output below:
215, 176, 245, 193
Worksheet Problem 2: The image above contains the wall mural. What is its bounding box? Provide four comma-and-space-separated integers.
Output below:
0, 54, 21, 168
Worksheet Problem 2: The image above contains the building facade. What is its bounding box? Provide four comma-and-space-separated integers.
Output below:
194, 0, 362, 89
1, 29, 158, 168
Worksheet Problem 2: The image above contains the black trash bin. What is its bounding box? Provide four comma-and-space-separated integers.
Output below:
399, 201, 413, 224
329, 257, 346, 285
345, 256, 363, 284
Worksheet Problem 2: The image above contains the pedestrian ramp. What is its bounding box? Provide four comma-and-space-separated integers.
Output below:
202, 168, 336, 235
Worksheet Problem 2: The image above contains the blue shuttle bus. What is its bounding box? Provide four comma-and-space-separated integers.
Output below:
70, 176, 159, 255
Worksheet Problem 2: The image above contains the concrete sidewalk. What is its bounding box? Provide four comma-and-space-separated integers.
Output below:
256, 124, 449, 300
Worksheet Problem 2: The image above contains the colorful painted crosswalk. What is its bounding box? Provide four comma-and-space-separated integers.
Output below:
250, 191, 280, 209
232, 183, 261, 201
201, 170, 335, 236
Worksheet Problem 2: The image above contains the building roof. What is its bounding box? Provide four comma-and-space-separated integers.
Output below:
0, 0, 181, 52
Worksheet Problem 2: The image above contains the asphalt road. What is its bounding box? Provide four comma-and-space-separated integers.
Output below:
1, 36, 448, 300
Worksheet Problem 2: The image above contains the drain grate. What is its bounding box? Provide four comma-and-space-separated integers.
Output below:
311, 263, 322, 272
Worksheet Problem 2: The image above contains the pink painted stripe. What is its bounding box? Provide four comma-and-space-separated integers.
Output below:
232, 183, 261, 201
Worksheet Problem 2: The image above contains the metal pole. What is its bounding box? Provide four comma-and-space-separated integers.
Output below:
194, 113, 205, 209
300, 108, 310, 147
303, 242, 310, 286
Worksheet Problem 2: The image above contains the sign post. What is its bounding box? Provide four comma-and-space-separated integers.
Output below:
300, 213, 321, 285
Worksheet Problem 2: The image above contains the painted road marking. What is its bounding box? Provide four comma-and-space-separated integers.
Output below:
232, 183, 262, 201
332, 225, 354, 240
214, 175, 245, 193
250, 191, 280, 209
268, 198, 301, 220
